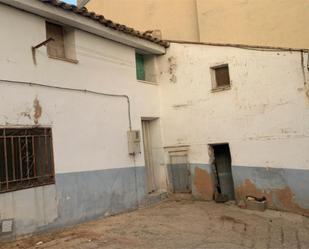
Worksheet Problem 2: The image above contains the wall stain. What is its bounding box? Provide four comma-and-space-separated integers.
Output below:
172, 101, 193, 109
168, 56, 177, 83
20, 111, 32, 120
33, 97, 42, 125
236, 179, 309, 217
194, 167, 214, 201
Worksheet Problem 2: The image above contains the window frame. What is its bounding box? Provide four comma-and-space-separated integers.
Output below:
0, 127, 55, 194
45, 21, 78, 64
210, 63, 231, 92
135, 52, 158, 84
136, 53, 146, 81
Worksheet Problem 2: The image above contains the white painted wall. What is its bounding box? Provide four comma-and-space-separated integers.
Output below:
0, 4, 309, 224
0, 185, 57, 235
0, 4, 162, 174
158, 43, 309, 170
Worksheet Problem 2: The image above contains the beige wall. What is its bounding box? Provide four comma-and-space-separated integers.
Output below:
85, 0, 309, 49
197, 0, 309, 49
86, 0, 200, 42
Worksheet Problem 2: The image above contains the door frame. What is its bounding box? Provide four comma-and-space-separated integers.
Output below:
141, 119, 157, 193
209, 143, 235, 200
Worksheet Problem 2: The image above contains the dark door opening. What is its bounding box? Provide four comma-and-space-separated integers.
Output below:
212, 144, 235, 200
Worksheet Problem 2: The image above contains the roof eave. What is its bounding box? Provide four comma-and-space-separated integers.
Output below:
0, 0, 166, 55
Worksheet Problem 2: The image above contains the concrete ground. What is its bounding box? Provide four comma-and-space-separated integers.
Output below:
1, 196, 309, 249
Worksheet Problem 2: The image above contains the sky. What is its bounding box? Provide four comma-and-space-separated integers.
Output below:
63, 0, 77, 5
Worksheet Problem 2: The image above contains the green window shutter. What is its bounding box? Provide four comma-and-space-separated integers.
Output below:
136, 53, 145, 81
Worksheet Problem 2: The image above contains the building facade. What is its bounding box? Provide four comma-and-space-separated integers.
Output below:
158, 43, 309, 215
0, 0, 309, 241
84, 0, 309, 49
0, 0, 167, 239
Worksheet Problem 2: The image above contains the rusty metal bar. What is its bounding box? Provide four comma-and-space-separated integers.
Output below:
0, 128, 55, 193
44, 129, 48, 176
3, 130, 9, 190
0, 175, 54, 184
11, 137, 15, 181
32, 136, 37, 177
32, 38, 54, 50
25, 136, 29, 179
0, 135, 50, 139
18, 137, 23, 180
49, 133, 55, 177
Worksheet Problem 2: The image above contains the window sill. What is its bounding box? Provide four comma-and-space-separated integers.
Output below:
0, 181, 55, 194
137, 80, 158, 85
48, 55, 78, 64
211, 85, 231, 92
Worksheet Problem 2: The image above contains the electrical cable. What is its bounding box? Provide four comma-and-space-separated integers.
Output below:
0, 78, 132, 130
165, 40, 309, 53
0, 78, 145, 208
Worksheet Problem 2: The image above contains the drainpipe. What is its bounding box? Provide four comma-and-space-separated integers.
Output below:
78, 0, 91, 8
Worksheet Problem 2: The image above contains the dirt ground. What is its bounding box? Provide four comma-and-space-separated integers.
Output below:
1, 196, 309, 249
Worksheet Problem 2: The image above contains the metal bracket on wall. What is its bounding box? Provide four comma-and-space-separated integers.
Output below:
31, 38, 54, 65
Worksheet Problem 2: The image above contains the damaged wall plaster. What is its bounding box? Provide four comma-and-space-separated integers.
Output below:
33, 96, 42, 125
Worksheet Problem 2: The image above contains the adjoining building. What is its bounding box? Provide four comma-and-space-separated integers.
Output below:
0, 0, 308, 241
82, 0, 309, 49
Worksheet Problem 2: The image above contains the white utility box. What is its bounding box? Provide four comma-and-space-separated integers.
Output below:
127, 130, 141, 155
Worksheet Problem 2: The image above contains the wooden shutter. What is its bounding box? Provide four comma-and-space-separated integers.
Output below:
46, 22, 65, 58
136, 53, 145, 81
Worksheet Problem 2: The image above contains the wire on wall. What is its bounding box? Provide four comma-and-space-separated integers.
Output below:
0, 79, 132, 130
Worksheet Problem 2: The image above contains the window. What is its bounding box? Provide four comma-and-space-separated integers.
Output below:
0, 128, 55, 193
136, 53, 145, 81
135, 53, 158, 83
211, 64, 231, 91
46, 21, 77, 63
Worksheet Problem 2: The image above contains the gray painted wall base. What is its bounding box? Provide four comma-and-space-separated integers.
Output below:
0, 166, 147, 240
232, 166, 309, 211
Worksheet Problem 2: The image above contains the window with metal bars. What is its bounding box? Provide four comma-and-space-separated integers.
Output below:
0, 128, 55, 193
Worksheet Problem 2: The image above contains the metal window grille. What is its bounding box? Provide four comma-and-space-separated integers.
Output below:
0, 128, 55, 193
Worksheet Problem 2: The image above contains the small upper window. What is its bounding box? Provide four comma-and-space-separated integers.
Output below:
46, 21, 77, 63
211, 64, 231, 91
136, 53, 146, 81
135, 53, 157, 83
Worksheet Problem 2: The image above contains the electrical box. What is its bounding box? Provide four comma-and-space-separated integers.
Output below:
127, 130, 141, 155
1, 219, 14, 234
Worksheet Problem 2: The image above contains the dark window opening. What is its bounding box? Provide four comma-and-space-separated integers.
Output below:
0, 128, 55, 193
212, 65, 231, 89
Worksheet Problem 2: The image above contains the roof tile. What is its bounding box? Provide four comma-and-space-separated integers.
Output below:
39, 0, 169, 48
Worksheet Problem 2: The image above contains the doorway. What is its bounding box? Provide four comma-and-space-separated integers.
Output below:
212, 144, 235, 200
141, 120, 156, 193
169, 154, 191, 193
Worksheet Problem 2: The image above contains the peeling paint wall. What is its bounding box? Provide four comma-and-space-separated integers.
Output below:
158, 43, 309, 215
0, 4, 161, 238
233, 166, 309, 216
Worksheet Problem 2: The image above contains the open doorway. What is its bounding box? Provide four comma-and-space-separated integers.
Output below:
142, 120, 156, 193
211, 144, 235, 201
